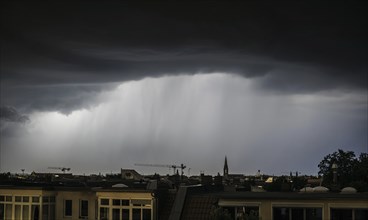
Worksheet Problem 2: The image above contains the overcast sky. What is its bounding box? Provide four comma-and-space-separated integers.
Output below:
0, 1, 367, 175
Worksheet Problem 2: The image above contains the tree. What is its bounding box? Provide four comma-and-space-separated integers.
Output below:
351, 153, 368, 191
318, 149, 357, 187
318, 149, 367, 190
354, 153, 368, 182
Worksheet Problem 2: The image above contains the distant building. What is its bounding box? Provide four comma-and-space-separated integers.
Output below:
223, 156, 229, 181
222, 157, 245, 185
121, 169, 143, 180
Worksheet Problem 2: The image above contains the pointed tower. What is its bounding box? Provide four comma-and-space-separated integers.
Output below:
223, 156, 229, 179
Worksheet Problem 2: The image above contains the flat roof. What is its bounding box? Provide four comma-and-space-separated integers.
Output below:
93, 187, 152, 193
0, 185, 151, 193
210, 191, 368, 200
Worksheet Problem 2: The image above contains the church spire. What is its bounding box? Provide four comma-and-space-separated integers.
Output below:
223, 156, 229, 179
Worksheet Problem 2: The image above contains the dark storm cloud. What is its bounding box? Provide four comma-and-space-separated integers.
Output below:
1, 1, 367, 112
0, 106, 29, 123
1, 83, 119, 113
0, 106, 29, 137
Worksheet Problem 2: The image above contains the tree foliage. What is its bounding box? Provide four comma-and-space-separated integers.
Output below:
318, 149, 368, 191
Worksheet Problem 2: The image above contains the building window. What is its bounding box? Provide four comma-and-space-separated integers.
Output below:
122, 209, 129, 219
273, 207, 322, 220
133, 208, 141, 220
113, 199, 120, 206
0, 196, 14, 220
0, 194, 48, 220
31, 205, 40, 220
122, 200, 129, 206
64, 200, 72, 217
5, 204, 12, 220
112, 209, 120, 220
306, 208, 322, 220
131, 208, 152, 220
42, 196, 56, 220
42, 196, 49, 203
15, 205, 22, 220
23, 205, 30, 220
131, 200, 151, 207
101, 199, 109, 205
291, 208, 303, 219
98, 197, 152, 220
142, 209, 151, 220
32, 196, 40, 203
235, 206, 259, 219
100, 207, 109, 220
355, 209, 368, 220
331, 208, 368, 220
80, 200, 88, 218
42, 204, 49, 220
110, 200, 134, 220
274, 207, 289, 220
0, 204, 3, 220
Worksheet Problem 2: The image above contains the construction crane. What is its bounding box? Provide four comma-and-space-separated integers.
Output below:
135, 163, 186, 176
48, 167, 71, 173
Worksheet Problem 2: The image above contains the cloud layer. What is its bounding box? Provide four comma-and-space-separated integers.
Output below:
1, 74, 366, 174
1, 1, 367, 113
0, 106, 30, 138
0, 106, 29, 123
0, 1, 367, 175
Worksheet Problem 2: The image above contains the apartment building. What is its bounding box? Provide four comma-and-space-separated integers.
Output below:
1, 183, 367, 220
179, 187, 368, 220
0, 186, 155, 220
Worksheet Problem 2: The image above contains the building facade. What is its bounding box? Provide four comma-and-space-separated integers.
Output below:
0, 186, 155, 220
215, 192, 368, 220
2, 184, 367, 220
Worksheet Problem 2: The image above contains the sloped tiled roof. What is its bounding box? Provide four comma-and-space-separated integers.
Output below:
158, 191, 177, 220
180, 195, 217, 220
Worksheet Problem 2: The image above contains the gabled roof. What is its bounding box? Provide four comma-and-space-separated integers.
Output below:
181, 195, 217, 220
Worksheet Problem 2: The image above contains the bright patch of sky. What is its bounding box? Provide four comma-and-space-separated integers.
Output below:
1, 73, 366, 175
